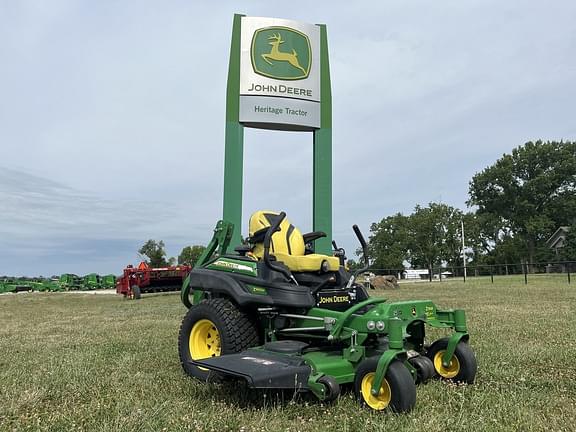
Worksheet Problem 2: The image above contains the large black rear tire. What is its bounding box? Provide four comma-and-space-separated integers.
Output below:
178, 298, 259, 381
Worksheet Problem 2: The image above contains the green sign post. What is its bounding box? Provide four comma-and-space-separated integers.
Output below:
223, 14, 332, 253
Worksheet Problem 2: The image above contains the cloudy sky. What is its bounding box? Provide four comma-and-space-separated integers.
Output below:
1, 1, 575, 276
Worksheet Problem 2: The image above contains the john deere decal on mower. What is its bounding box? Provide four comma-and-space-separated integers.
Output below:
178, 211, 477, 413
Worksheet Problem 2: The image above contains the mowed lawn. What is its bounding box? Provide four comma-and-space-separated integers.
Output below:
1, 277, 575, 432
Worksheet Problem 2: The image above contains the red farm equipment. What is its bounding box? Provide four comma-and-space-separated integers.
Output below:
116, 262, 191, 300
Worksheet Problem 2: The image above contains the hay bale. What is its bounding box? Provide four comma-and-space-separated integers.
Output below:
370, 275, 399, 290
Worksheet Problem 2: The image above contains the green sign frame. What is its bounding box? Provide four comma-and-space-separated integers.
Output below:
223, 14, 332, 254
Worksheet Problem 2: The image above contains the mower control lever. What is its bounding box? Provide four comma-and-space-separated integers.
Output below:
263, 212, 292, 281
331, 240, 346, 266
347, 225, 370, 288
353, 225, 368, 255
353, 224, 370, 267
332, 241, 344, 255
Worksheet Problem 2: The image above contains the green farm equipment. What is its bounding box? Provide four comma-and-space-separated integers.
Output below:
29, 279, 62, 292
43, 279, 62, 292
0, 281, 10, 294
83, 273, 101, 290
101, 274, 117, 289
178, 211, 477, 413
0, 279, 32, 293
31, 280, 48, 292
0, 279, 16, 293
58, 274, 83, 290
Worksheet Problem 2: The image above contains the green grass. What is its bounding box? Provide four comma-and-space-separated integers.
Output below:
1, 277, 575, 431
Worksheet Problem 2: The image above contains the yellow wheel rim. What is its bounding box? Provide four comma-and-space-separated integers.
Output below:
433, 350, 460, 378
190, 319, 221, 360
360, 372, 392, 410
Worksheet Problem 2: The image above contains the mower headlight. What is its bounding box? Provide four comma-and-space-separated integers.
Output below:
376, 321, 385, 331
367, 320, 376, 330
321, 260, 329, 272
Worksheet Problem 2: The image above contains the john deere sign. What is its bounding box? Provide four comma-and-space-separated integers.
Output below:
224, 14, 332, 253
239, 17, 321, 129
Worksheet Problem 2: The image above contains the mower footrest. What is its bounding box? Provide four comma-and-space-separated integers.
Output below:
192, 349, 311, 390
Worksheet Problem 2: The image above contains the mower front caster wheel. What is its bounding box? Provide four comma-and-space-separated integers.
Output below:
354, 358, 416, 413
426, 338, 477, 384
318, 375, 340, 403
409, 355, 435, 384
178, 298, 259, 382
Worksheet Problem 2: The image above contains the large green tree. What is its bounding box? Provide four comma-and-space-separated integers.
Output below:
138, 240, 174, 267
560, 227, 576, 261
368, 213, 410, 269
460, 212, 490, 265
407, 203, 463, 269
178, 245, 206, 266
369, 203, 465, 270
468, 140, 576, 265
460, 212, 521, 265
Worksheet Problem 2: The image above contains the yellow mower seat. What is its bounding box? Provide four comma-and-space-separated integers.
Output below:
249, 210, 340, 273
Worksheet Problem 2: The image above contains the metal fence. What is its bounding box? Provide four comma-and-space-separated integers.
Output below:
367, 261, 576, 284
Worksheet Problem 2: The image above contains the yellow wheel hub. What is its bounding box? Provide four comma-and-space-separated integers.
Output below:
434, 350, 460, 378
190, 319, 221, 360
360, 372, 392, 410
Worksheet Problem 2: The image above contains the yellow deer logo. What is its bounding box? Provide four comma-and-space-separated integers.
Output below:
261, 33, 307, 75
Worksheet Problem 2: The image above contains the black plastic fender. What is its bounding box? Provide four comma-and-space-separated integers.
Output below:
187, 268, 316, 309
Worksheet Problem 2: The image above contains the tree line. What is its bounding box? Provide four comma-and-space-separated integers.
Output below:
366, 140, 576, 270
137, 140, 576, 271
137, 241, 206, 268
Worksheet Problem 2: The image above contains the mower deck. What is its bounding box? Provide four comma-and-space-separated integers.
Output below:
192, 343, 311, 390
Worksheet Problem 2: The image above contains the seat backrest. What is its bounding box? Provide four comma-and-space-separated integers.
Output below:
249, 211, 305, 258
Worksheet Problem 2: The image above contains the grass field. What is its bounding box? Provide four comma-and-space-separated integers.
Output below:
1, 277, 575, 432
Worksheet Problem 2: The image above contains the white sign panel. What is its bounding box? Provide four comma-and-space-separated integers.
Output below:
239, 96, 320, 129
239, 16, 321, 129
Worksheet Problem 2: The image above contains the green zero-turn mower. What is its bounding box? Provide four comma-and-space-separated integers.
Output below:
178, 211, 477, 412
